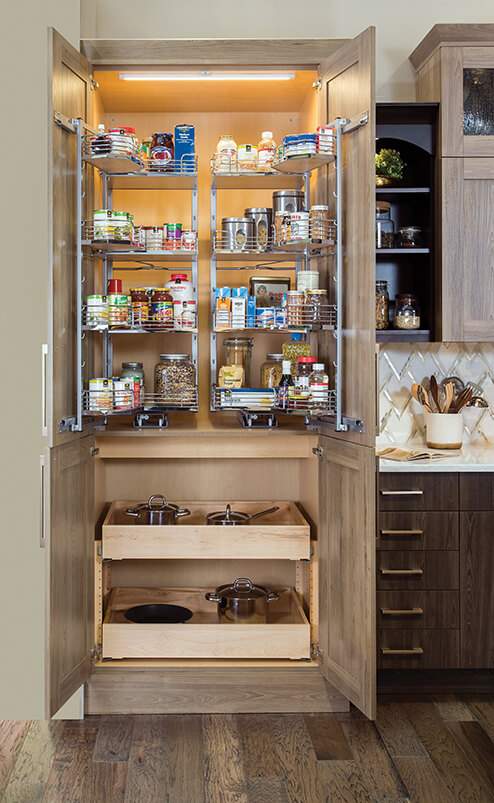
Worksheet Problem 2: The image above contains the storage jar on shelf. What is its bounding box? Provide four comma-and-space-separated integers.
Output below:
154, 354, 195, 406
394, 293, 421, 330
214, 134, 237, 173
260, 353, 284, 389
375, 280, 389, 330
223, 337, 253, 386
376, 202, 395, 248
399, 226, 422, 248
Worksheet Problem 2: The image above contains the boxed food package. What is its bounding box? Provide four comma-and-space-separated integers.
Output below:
174, 124, 195, 169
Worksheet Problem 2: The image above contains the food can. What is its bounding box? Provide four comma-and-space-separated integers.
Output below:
297, 271, 320, 292
288, 211, 310, 241
181, 230, 197, 251
86, 294, 108, 330
113, 379, 134, 411
108, 294, 129, 328
165, 223, 183, 240
89, 378, 113, 413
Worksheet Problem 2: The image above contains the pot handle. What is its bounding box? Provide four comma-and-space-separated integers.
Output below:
148, 494, 167, 509
266, 590, 280, 603
233, 578, 254, 592
125, 508, 140, 518
248, 506, 280, 522
176, 507, 191, 519
205, 592, 221, 603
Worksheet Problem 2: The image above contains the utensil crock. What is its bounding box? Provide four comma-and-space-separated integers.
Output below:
425, 413, 463, 450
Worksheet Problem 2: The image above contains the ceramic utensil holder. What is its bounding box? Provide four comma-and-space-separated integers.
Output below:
425, 413, 463, 450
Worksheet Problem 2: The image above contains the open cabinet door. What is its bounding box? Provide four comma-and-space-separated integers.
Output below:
49, 29, 91, 447
315, 29, 377, 719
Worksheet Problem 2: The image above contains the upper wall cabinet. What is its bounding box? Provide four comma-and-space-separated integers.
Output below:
411, 25, 494, 158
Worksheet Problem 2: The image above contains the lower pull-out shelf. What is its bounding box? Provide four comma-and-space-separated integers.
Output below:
102, 586, 311, 660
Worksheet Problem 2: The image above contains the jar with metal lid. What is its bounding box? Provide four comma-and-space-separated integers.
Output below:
376, 202, 395, 248
150, 288, 174, 329
154, 354, 195, 405
130, 288, 149, 327
221, 217, 255, 251
121, 361, 145, 406
306, 288, 328, 323
272, 190, 305, 214
394, 293, 420, 330
296, 356, 317, 395
376, 280, 389, 330
286, 290, 305, 327
244, 208, 273, 250
223, 337, 253, 386
260, 353, 284, 389
399, 226, 422, 248
309, 205, 330, 241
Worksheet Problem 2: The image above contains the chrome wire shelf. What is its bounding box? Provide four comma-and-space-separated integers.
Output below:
82, 303, 197, 333
213, 304, 336, 332
82, 225, 198, 261
213, 229, 335, 260
213, 386, 336, 417
83, 133, 198, 177
82, 387, 199, 416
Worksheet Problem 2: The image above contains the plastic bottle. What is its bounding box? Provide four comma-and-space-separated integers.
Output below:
277, 360, 294, 410
309, 363, 330, 410
257, 131, 277, 171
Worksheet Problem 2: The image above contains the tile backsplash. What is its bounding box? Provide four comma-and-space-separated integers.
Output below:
378, 343, 494, 445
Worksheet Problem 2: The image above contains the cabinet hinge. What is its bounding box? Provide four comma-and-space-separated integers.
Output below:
90, 446, 99, 457
311, 642, 322, 659
53, 111, 76, 133
312, 446, 323, 457
312, 79, 322, 91
90, 77, 99, 90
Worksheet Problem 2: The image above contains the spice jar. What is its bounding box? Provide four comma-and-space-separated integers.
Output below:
286, 290, 305, 327
375, 280, 389, 330
399, 226, 422, 248
121, 361, 145, 407
223, 337, 253, 386
306, 288, 328, 324
154, 354, 195, 405
376, 202, 395, 249
394, 293, 420, 329
150, 288, 174, 329
130, 288, 149, 328
260, 353, 283, 389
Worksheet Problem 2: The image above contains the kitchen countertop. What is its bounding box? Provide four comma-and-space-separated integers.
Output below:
379, 444, 494, 472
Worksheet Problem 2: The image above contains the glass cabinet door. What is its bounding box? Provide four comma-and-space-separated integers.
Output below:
463, 67, 494, 137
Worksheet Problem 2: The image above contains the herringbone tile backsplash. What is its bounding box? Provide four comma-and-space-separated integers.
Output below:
378, 343, 494, 445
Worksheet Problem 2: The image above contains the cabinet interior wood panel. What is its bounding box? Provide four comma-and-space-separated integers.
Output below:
460, 511, 494, 668
377, 512, 459, 550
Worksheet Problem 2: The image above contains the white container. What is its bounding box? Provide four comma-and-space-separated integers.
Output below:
214, 134, 237, 172
425, 413, 463, 450
165, 273, 194, 305
297, 271, 320, 292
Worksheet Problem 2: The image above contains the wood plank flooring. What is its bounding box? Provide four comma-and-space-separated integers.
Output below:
2, 696, 494, 802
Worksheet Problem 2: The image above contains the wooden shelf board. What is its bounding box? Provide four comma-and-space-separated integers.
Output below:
376, 329, 431, 343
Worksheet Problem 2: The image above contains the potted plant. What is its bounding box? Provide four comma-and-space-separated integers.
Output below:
375, 148, 405, 187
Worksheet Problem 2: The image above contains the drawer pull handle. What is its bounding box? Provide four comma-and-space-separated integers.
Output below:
380, 490, 423, 496
381, 647, 424, 656
380, 568, 423, 576
380, 529, 424, 536
381, 607, 424, 616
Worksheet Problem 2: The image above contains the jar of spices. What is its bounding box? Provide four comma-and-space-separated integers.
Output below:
130, 288, 149, 328
286, 290, 305, 327
375, 280, 389, 330
399, 226, 422, 248
296, 356, 317, 396
376, 202, 395, 249
150, 288, 174, 330
394, 293, 420, 330
154, 354, 195, 406
309, 205, 330, 242
223, 337, 253, 386
260, 353, 284, 389
306, 288, 328, 324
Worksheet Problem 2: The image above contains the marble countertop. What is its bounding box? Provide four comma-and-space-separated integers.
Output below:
378, 443, 494, 472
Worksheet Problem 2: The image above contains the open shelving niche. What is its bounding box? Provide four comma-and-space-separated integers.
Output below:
209, 119, 361, 432
69, 120, 199, 432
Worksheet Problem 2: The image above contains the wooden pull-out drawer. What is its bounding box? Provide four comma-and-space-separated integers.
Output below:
460, 474, 494, 510
102, 586, 310, 660
378, 629, 460, 668
377, 591, 459, 629
379, 474, 458, 511
377, 512, 459, 550
377, 551, 459, 590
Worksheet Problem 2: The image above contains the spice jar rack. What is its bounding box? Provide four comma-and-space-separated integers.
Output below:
67, 121, 199, 433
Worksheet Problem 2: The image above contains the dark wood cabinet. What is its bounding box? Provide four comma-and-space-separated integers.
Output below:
460, 511, 494, 668
377, 511, 459, 550
379, 472, 459, 511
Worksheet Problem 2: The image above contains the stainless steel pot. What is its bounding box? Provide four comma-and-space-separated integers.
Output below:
206, 504, 279, 526
205, 578, 279, 624
125, 494, 190, 525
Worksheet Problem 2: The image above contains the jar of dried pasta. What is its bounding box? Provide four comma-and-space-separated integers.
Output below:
376, 280, 389, 330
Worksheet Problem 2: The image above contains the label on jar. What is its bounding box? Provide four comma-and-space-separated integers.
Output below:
151, 300, 174, 327
258, 147, 275, 168
309, 382, 329, 404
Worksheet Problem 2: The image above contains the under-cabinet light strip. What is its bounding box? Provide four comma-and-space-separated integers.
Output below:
119, 71, 296, 81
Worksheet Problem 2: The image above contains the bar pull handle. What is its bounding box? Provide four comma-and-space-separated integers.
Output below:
41, 343, 48, 437
381, 647, 424, 656
40, 455, 46, 549
380, 529, 423, 536
380, 568, 423, 576
380, 489, 423, 496
381, 608, 424, 616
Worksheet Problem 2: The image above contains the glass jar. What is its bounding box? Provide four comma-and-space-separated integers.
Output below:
154, 354, 195, 405
130, 288, 149, 328
376, 202, 395, 248
286, 290, 305, 327
260, 353, 283, 389
150, 288, 174, 330
394, 293, 421, 330
306, 288, 328, 323
375, 280, 389, 330
215, 134, 237, 173
282, 333, 311, 375
121, 361, 145, 407
399, 226, 422, 248
296, 356, 317, 395
223, 337, 253, 386
309, 205, 330, 242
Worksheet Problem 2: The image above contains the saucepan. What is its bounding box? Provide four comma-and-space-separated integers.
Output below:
125, 494, 190, 525
206, 504, 279, 526
205, 578, 279, 624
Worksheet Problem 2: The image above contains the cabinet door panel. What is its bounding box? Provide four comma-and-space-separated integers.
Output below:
50, 30, 91, 444
318, 436, 376, 719
316, 27, 376, 446
441, 158, 494, 340
460, 512, 494, 668
460, 473, 494, 510
49, 436, 95, 715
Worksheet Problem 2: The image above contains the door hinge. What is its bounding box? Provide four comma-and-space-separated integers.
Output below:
312, 79, 322, 91
90, 77, 99, 90
311, 643, 322, 659
90, 446, 99, 457
312, 446, 324, 457
90, 645, 102, 662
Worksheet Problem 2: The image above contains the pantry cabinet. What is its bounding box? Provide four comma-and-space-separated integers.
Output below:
45, 26, 379, 720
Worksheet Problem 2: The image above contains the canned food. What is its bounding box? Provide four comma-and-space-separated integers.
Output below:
289, 211, 310, 241
86, 294, 108, 330
108, 294, 129, 328
93, 210, 133, 242
113, 379, 134, 411
181, 230, 197, 251
89, 378, 113, 413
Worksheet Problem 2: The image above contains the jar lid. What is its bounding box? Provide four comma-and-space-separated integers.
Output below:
399, 226, 422, 232
159, 354, 190, 361
223, 337, 254, 346
109, 127, 136, 134
310, 205, 329, 211
122, 361, 143, 369
244, 208, 271, 214
306, 289, 327, 295
170, 273, 189, 281
376, 201, 391, 212
273, 190, 304, 197
222, 217, 252, 223
266, 353, 283, 360
297, 356, 317, 363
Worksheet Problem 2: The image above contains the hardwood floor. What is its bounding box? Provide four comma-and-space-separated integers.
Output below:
1, 697, 494, 802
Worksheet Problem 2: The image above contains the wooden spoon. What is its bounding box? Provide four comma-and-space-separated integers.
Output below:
430, 375, 441, 413
416, 385, 433, 413
452, 386, 473, 413
443, 381, 455, 413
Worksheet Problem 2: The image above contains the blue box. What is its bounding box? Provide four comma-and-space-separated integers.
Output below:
174, 124, 195, 170
247, 296, 256, 327
214, 286, 231, 299
232, 286, 249, 298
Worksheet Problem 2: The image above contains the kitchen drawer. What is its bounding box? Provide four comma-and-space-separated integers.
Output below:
102, 586, 310, 660
379, 473, 458, 511
377, 550, 459, 590
377, 512, 459, 550
377, 591, 459, 629
460, 474, 494, 510
378, 629, 460, 668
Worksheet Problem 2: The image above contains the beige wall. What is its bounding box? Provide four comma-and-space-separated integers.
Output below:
0, 1, 80, 718
81, 0, 494, 100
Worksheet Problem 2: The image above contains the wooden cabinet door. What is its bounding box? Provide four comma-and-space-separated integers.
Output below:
441, 158, 494, 340
48, 436, 95, 715
49, 30, 91, 445
317, 436, 377, 719
460, 511, 494, 668
315, 28, 376, 446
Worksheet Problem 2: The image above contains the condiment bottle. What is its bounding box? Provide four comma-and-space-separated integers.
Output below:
309, 363, 330, 410
257, 131, 277, 171
277, 360, 294, 410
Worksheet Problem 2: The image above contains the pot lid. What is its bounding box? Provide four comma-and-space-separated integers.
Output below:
126, 494, 182, 515
213, 577, 272, 599
207, 504, 250, 523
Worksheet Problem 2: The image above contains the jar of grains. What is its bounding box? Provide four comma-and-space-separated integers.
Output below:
154, 354, 196, 406
394, 293, 420, 330
375, 280, 389, 330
